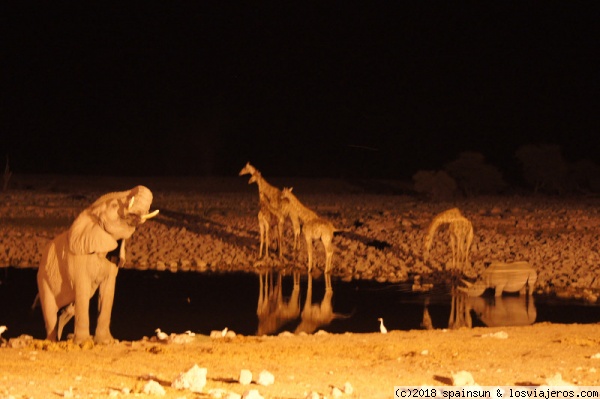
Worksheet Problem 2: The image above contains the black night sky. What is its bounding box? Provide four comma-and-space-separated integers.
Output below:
2, 3, 598, 180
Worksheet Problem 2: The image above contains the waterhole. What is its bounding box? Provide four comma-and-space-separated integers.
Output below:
0, 267, 599, 341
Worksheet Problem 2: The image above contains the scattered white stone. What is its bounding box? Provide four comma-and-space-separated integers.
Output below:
278, 331, 294, 337
62, 387, 74, 398
545, 372, 574, 386
242, 389, 264, 399
143, 380, 166, 395
315, 330, 329, 335
343, 382, 354, 394
590, 353, 600, 359
208, 389, 241, 399
421, 349, 429, 355
452, 370, 475, 386
257, 370, 274, 386
171, 364, 207, 393
170, 332, 196, 344
331, 386, 343, 398
305, 392, 321, 399
482, 331, 509, 339
239, 369, 252, 385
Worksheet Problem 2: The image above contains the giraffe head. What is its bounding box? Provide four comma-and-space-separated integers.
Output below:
281, 187, 295, 201
239, 162, 260, 184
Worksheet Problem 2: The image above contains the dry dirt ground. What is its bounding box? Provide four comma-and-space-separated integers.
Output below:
1, 175, 600, 399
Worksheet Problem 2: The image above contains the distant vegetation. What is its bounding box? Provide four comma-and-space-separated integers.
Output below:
413, 143, 600, 198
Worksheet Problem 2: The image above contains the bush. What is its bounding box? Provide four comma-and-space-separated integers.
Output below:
444, 152, 506, 196
515, 144, 567, 194
413, 170, 458, 200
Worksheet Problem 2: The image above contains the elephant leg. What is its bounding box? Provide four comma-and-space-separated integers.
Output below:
95, 259, 118, 344
72, 255, 95, 344
37, 280, 59, 341
73, 288, 93, 344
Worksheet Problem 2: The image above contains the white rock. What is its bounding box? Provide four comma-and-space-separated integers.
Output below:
208, 389, 241, 399
343, 382, 354, 394
452, 370, 475, 386
242, 389, 264, 399
257, 370, 274, 386
545, 372, 574, 386
482, 331, 509, 339
239, 369, 252, 385
171, 364, 207, 393
331, 386, 343, 397
590, 353, 600, 359
143, 380, 166, 395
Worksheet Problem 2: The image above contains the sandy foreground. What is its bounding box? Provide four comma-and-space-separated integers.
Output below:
1, 175, 600, 398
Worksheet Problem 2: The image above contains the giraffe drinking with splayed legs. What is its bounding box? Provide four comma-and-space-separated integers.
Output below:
424, 207, 474, 272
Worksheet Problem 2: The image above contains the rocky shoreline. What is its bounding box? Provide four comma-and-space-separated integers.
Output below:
1, 176, 599, 301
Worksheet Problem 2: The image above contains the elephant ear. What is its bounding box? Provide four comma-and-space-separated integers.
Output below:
68, 212, 119, 255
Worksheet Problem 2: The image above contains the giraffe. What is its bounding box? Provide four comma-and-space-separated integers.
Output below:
424, 207, 474, 273
239, 162, 300, 258
281, 187, 336, 273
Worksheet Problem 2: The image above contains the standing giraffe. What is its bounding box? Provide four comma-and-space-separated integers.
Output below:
424, 207, 474, 272
281, 187, 336, 273
239, 162, 300, 258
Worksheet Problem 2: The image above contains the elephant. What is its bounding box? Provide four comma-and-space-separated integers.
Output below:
36, 186, 159, 344
460, 261, 537, 297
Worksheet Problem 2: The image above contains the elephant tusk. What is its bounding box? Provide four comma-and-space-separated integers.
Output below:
141, 209, 160, 220
128, 196, 135, 210
461, 279, 473, 287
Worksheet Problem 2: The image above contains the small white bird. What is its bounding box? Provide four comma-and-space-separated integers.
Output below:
221, 327, 228, 337
377, 318, 388, 334
0, 325, 7, 338
155, 328, 169, 341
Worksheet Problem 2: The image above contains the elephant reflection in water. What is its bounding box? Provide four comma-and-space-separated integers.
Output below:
469, 295, 536, 327
294, 273, 350, 334
256, 271, 301, 335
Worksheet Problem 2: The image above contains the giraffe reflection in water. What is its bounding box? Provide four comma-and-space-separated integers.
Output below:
256, 271, 350, 335
256, 270, 301, 335
295, 273, 350, 334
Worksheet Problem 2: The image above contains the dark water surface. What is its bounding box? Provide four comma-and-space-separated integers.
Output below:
1, 267, 599, 342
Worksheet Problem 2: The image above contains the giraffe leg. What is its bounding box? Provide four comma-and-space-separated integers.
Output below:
277, 217, 284, 259
305, 234, 313, 273
258, 214, 265, 258
450, 235, 457, 270
322, 235, 333, 273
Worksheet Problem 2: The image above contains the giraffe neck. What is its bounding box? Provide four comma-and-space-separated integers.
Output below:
288, 193, 318, 222
255, 175, 281, 204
